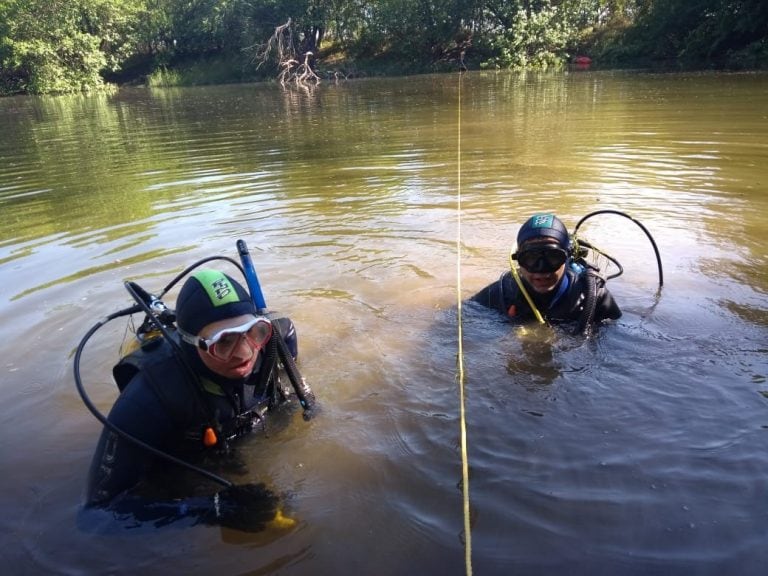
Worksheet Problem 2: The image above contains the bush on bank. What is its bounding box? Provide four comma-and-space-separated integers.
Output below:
1, 1, 766, 95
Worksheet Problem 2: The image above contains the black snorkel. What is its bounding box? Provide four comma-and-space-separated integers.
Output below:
236, 239, 316, 418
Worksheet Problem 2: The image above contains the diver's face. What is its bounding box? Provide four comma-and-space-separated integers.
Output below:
518, 237, 566, 294
196, 314, 262, 379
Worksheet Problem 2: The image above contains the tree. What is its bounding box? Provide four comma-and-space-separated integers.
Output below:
479, 0, 589, 69
0, 0, 145, 94
619, 0, 768, 66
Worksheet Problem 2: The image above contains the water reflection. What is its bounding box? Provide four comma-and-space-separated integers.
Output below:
505, 324, 563, 387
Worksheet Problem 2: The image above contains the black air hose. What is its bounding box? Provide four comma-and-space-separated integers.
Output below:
575, 271, 598, 336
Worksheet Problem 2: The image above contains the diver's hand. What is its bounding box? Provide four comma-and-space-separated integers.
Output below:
210, 483, 279, 532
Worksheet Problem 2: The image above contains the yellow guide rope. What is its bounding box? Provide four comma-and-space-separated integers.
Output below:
508, 246, 546, 325
455, 72, 473, 576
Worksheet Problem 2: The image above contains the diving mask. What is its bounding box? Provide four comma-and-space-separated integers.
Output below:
179, 316, 272, 361
515, 244, 568, 273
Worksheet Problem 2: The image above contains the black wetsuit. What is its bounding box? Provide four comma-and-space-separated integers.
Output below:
471, 265, 621, 325
83, 318, 298, 523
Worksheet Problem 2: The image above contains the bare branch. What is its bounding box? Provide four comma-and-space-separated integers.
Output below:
245, 19, 321, 88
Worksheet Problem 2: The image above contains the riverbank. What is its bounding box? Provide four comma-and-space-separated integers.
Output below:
122, 49, 768, 90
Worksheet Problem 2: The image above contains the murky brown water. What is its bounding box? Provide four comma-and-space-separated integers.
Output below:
1, 71, 767, 575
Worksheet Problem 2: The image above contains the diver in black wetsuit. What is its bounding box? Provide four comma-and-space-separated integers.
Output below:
83, 269, 301, 531
471, 214, 621, 330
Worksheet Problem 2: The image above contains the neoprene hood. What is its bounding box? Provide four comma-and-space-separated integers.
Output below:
517, 214, 570, 249
176, 269, 256, 336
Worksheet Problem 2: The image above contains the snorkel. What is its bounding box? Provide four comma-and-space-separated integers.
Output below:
236, 240, 316, 418
509, 242, 547, 325
236, 240, 268, 313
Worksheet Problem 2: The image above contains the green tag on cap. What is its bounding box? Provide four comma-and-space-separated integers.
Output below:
194, 270, 241, 307
530, 214, 554, 228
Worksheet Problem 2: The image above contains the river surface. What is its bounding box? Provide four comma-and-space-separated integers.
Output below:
1, 71, 767, 575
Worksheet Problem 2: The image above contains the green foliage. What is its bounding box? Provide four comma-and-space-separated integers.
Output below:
0, 0, 146, 94
480, 2, 577, 70
727, 39, 768, 70
615, 0, 768, 67
352, 0, 481, 70
146, 65, 180, 87
145, 53, 271, 86
1, 0, 767, 94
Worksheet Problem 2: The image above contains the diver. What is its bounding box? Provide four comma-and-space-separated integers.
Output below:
80, 268, 311, 532
471, 214, 622, 332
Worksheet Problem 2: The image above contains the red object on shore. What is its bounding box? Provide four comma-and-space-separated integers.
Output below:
574, 55, 592, 70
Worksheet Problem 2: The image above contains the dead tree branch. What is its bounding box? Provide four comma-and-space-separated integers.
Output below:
246, 18, 321, 87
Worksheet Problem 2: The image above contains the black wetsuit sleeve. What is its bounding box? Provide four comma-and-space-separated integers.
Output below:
85, 372, 175, 506
81, 367, 284, 533
595, 285, 622, 321
470, 274, 507, 314
81, 373, 226, 530
77, 483, 280, 533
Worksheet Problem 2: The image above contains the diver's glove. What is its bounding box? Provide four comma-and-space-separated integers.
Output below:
208, 483, 280, 532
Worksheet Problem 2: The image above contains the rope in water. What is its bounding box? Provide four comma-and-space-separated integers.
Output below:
455, 71, 473, 576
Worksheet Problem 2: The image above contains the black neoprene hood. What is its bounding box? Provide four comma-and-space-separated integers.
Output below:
517, 214, 570, 249
175, 270, 256, 336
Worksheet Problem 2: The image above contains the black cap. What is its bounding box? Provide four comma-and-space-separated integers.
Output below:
176, 270, 256, 336
517, 214, 570, 249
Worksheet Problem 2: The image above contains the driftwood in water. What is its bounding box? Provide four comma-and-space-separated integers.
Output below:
248, 19, 320, 87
